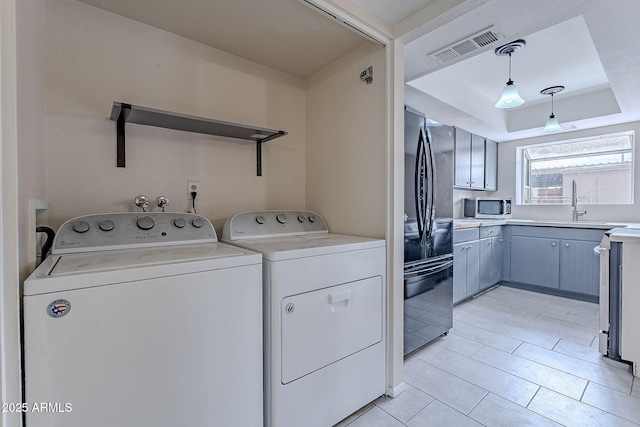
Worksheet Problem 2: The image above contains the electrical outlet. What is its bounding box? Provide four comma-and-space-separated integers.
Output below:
187, 181, 200, 200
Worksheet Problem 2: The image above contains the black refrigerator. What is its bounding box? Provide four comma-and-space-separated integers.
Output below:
403, 107, 454, 356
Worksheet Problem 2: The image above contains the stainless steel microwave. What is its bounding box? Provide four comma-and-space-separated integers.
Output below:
464, 198, 512, 219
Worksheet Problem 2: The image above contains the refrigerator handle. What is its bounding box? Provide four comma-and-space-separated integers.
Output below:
415, 127, 427, 244
424, 124, 436, 253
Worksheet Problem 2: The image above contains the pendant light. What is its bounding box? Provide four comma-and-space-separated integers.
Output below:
541, 86, 564, 133
494, 39, 526, 109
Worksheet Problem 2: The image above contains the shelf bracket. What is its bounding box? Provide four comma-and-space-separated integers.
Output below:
256, 141, 262, 176
116, 103, 131, 168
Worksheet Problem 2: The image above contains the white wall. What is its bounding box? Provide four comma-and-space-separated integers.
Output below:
1, 0, 24, 423
43, 0, 307, 233
493, 121, 640, 222
17, 0, 46, 280
305, 43, 387, 238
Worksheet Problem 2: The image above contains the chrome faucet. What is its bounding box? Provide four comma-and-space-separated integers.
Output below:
571, 180, 587, 221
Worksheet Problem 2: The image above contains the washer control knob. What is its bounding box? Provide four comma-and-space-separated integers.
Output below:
256, 216, 266, 225
298, 214, 307, 222
99, 220, 114, 232
192, 217, 204, 228
174, 218, 187, 228
72, 221, 90, 233
136, 216, 155, 230
276, 213, 288, 224
308, 214, 317, 223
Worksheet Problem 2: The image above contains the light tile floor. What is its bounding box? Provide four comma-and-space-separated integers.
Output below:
336, 286, 640, 426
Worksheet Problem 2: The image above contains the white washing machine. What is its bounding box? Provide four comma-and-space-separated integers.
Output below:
222, 210, 386, 427
23, 212, 263, 427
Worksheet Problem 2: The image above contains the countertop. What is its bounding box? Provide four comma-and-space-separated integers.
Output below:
453, 218, 640, 230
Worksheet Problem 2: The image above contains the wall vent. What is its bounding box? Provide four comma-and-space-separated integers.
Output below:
429, 27, 504, 65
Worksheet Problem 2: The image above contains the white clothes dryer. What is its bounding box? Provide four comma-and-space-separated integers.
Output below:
24, 212, 263, 427
222, 210, 386, 427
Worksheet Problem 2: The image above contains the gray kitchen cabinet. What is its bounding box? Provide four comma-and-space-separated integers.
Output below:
453, 240, 480, 304
479, 227, 503, 291
510, 236, 560, 289
454, 128, 498, 191
454, 128, 473, 188
453, 243, 467, 303
484, 139, 498, 191
560, 239, 600, 296
453, 227, 488, 304
505, 225, 604, 300
470, 133, 485, 190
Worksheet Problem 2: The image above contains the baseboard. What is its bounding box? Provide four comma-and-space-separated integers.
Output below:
386, 382, 407, 398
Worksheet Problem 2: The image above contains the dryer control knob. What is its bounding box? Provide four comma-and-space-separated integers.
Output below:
297, 215, 306, 222
308, 214, 317, 223
72, 221, 90, 233
276, 213, 288, 224
99, 220, 114, 232
256, 216, 266, 225
174, 218, 186, 228
192, 217, 204, 228
136, 216, 155, 230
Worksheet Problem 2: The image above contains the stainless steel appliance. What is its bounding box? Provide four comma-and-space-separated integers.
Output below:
404, 107, 454, 356
464, 197, 512, 219
596, 230, 622, 360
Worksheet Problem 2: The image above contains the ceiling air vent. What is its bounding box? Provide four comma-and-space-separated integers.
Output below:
429, 27, 504, 65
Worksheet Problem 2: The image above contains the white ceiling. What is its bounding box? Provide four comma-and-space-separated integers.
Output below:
76, 0, 367, 79
401, 0, 640, 141
75, 0, 640, 142
354, 0, 437, 25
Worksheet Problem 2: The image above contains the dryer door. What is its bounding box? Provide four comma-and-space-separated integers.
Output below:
280, 276, 383, 384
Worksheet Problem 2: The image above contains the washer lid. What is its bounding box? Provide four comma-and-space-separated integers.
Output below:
224, 233, 385, 261
51, 243, 249, 276
24, 243, 261, 296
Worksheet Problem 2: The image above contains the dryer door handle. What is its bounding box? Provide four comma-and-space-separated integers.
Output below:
328, 290, 351, 305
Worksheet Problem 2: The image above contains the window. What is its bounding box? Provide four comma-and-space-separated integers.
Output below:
516, 132, 634, 205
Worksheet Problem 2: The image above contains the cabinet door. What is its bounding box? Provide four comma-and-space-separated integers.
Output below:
470, 134, 486, 190
479, 238, 493, 290
453, 243, 467, 304
491, 236, 504, 285
466, 241, 480, 296
484, 138, 498, 191
560, 239, 600, 295
454, 128, 472, 187
510, 236, 560, 288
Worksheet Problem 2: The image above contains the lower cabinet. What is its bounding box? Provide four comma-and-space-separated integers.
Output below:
510, 236, 560, 288
453, 240, 479, 304
454, 226, 503, 305
479, 225, 503, 291
504, 225, 604, 300
559, 239, 600, 296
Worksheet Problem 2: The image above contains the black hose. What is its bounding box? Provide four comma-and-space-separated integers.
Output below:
36, 226, 55, 262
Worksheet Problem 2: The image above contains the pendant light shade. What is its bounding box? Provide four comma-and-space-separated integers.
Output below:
542, 115, 562, 133
495, 77, 525, 108
541, 86, 564, 133
494, 40, 526, 109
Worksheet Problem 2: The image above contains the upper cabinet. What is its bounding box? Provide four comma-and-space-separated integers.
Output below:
484, 138, 498, 191
454, 128, 498, 191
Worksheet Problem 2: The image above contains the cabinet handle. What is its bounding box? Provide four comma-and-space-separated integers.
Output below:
565, 243, 570, 247
551, 242, 556, 247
